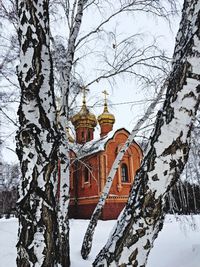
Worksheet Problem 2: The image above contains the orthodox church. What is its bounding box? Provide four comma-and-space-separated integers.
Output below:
68, 90, 143, 220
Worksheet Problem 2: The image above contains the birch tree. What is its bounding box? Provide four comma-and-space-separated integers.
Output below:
93, 0, 200, 266
81, 80, 168, 259
16, 0, 65, 266
184, 113, 200, 184
6, 0, 187, 266
1, 0, 175, 156
56, 1, 86, 265
52, 4, 178, 262
44, 0, 178, 115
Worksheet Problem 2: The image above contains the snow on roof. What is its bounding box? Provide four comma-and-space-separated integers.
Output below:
69, 130, 115, 159
69, 128, 142, 159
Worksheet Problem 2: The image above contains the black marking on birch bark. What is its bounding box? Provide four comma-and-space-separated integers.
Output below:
152, 174, 159, 181
196, 85, 200, 93
21, 159, 29, 175
164, 170, 168, 176
142, 192, 162, 225
129, 248, 138, 263
38, 103, 51, 129
28, 152, 34, 159
144, 110, 165, 173
126, 231, 139, 248
183, 90, 197, 100
169, 159, 178, 170
165, 105, 174, 124
139, 222, 144, 227
131, 259, 138, 267
164, 62, 190, 125
20, 128, 34, 146
162, 132, 184, 156
144, 239, 151, 250
136, 228, 146, 238
165, 141, 190, 195
146, 147, 157, 172
21, 10, 27, 26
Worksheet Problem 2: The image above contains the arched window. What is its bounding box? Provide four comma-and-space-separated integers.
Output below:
121, 163, 128, 182
87, 130, 91, 141
84, 166, 89, 183
81, 131, 84, 140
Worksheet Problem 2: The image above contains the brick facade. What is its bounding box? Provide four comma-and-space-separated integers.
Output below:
69, 128, 143, 220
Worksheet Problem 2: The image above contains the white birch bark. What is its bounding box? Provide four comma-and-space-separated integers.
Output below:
56, 0, 86, 265
93, 0, 200, 266
81, 81, 167, 259
16, 0, 60, 265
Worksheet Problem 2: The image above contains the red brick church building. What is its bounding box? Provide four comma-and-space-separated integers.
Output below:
68, 92, 143, 220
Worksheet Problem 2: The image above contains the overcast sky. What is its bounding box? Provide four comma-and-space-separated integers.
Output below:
1, 1, 183, 163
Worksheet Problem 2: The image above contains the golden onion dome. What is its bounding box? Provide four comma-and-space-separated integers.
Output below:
71, 99, 97, 130
98, 90, 115, 125
98, 103, 115, 125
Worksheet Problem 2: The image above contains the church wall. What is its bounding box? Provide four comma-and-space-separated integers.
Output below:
69, 129, 143, 219
69, 201, 127, 220
69, 153, 101, 218
104, 130, 141, 196
102, 202, 126, 220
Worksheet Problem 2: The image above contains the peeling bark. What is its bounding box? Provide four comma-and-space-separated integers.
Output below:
16, 0, 61, 265
93, 0, 200, 266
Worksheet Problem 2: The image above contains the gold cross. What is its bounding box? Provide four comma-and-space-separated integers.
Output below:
81, 86, 89, 104
102, 90, 109, 104
102, 90, 109, 111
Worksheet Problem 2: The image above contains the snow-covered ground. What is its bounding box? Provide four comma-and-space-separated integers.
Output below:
0, 215, 200, 267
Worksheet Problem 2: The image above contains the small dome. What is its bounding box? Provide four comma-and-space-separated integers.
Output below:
98, 103, 115, 125
71, 102, 97, 130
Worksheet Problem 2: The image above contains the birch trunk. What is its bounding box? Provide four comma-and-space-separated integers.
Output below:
16, 0, 61, 265
81, 81, 167, 259
57, 1, 85, 265
93, 0, 200, 266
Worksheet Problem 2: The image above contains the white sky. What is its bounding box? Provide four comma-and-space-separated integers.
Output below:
1, 1, 183, 163
72, 2, 183, 137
